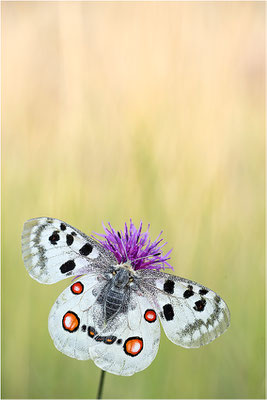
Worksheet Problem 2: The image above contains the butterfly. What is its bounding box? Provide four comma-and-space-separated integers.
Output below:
21, 217, 230, 376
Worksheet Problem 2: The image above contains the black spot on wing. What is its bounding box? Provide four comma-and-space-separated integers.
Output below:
79, 243, 93, 256
163, 303, 174, 321
193, 299, 206, 312
71, 231, 77, 236
181, 299, 221, 337
81, 325, 87, 332
60, 223, 66, 231
117, 339, 122, 345
104, 336, 117, 344
199, 288, 209, 296
88, 326, 97, 338
95, 336, 105, 342
66, 234, 74, 246
183, 285, 194, 298
87, 328, 117, 344
49, 231, 60, 245
163, 279, 175, 294
60, 260, 76, 274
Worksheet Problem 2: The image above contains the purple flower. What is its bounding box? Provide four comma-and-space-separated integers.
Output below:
94, 220, 173, 271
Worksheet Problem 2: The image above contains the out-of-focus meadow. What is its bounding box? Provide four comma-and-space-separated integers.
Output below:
2, 2, 265, 399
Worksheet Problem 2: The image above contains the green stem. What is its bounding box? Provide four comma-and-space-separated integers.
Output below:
97, 369, 106, 399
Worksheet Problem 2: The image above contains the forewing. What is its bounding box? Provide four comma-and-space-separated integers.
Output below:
49, 275, 160, 376
21, 217, 117, 284
137, 269, 230, 348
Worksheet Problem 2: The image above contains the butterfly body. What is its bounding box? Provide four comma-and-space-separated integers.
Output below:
22, 217, 230, 376
100, 266, 133, 321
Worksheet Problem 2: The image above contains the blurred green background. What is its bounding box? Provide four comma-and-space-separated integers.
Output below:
2, 2, 265, 399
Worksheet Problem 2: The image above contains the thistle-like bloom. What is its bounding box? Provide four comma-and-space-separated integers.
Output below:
94, 220, 173, 271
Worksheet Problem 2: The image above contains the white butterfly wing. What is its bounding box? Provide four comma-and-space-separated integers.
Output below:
21, 217, 117, 284
22, 217, 230, 375
137, 269, 230, 348
48, 274, 104, 360
90, 295, 160, 376
48, 274, 160, 376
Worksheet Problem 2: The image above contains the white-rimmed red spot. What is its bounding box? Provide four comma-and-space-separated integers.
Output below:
71, 282, 84, 295
144, 309, 157, 323
124, 337, 143, 357
62, 311, 80, 332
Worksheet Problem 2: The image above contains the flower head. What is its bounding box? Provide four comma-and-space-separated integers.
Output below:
94, 220, 173, 271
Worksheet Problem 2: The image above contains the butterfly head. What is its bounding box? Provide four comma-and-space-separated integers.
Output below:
112, 267, 130, 288
112, 264, 135, 288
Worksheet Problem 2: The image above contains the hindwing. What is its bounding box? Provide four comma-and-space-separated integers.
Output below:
48, 275, 160, 376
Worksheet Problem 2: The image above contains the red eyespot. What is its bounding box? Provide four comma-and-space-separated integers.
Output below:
71, 282, 84, 295
124, 337, 143, 356
144, 309, 157, 323
62, 311, 80, 332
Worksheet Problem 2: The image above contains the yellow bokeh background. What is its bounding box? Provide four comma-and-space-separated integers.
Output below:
2, 2, 265, 399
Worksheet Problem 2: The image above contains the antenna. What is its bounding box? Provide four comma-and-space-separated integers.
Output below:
117, 231, 128, 262
132, 253, 161, 263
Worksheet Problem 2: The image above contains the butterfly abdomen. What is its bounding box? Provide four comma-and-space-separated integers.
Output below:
105, 286, 126, 320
